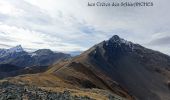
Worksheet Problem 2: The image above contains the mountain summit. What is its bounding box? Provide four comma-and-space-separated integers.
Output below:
109, 35, 132, 46
7, 45, 24, 53
45, 35, 170, 100
105, 35, 134, 53
0, 45, 24, 57
109, 35, 123, 42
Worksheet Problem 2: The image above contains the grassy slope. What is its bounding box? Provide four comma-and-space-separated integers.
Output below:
0, 51, 132, 100
2, 73, 127, 100
0, 58, 130, 100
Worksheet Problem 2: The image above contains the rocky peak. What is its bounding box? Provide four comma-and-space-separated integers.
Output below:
8, 45, 24, 53
109, 35, 130, 45
110, 35, 121, 42
105, 35, 133, 49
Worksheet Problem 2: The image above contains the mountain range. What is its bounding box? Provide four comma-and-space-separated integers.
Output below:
0, 45, 71, 67
0, 35, 170, 100
0, 45, 71, 79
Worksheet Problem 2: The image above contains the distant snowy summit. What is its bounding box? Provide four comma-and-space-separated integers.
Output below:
7, 45, 24, 53
0, 45, 24, 57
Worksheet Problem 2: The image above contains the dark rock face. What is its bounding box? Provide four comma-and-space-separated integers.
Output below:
87, 35, 170, 100
49, 35, 170, 100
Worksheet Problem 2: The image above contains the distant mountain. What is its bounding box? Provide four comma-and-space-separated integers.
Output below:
0, 45, 71, 67
0, 45, 24, 57
7, 45, 24, 53
30, 49, 71, 66
69, 51, 83, 56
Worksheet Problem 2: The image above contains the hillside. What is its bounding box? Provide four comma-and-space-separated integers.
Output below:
1, 35, 170, 100
44, 35, 170, 99
0, 64, 47, 79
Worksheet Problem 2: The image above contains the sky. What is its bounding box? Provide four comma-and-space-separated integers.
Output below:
0, 0, 170, 55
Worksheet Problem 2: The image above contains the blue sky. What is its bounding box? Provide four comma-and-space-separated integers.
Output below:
0, 0, 170, 55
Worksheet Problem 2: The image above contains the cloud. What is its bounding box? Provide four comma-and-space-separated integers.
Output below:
148, 37, 170, 46
0, 0, 170, 55
0, 43, 11, 48
143, 32, 170, 55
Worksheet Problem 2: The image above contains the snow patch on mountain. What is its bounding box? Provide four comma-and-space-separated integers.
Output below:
0, 45, 24, 57
29, 53, 37, 57
109, 35, 134, 50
